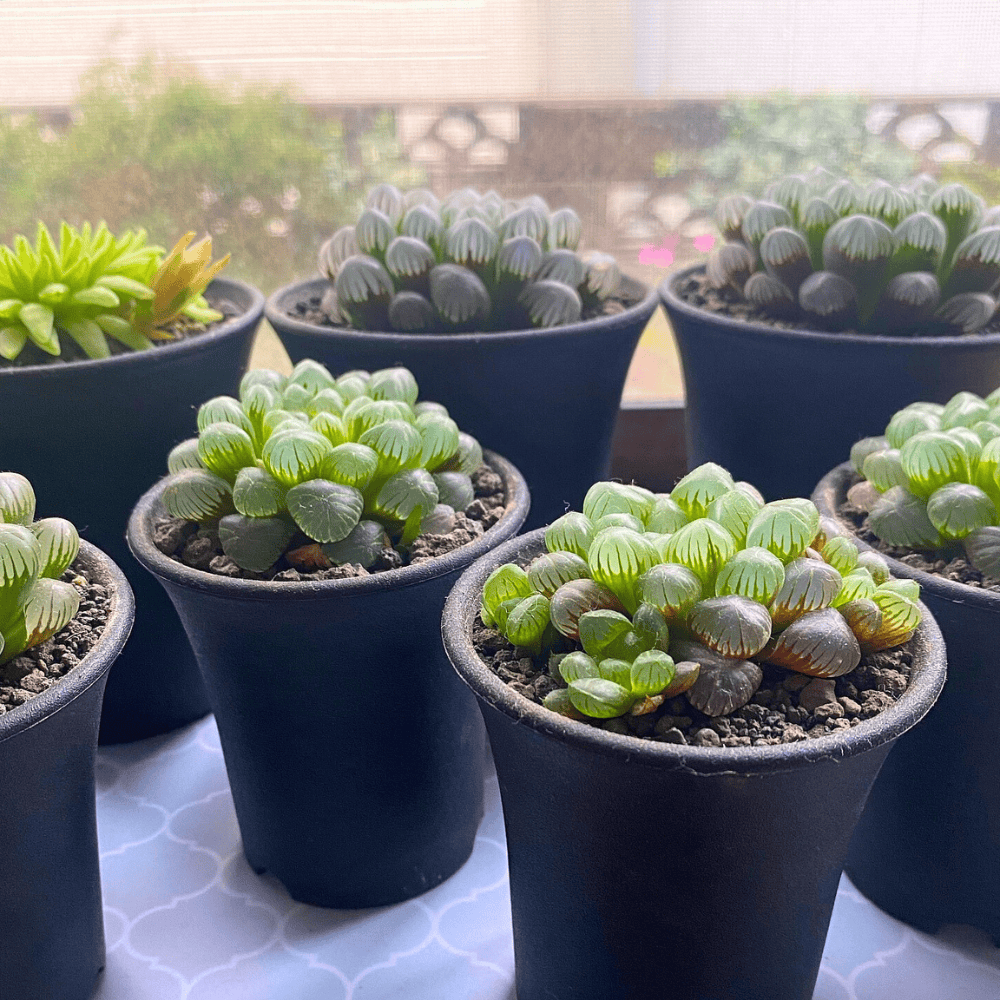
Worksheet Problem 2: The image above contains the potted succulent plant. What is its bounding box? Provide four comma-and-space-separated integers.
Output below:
659, 171, 1000, 502
265, 184, 658, 528
0, 222, 265, 742
127, 360, 529, 907
813, 387, 1000, 941
0, 472, 135, 1000
442, 465, 946, 1000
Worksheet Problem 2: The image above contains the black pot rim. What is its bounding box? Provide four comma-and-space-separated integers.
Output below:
127, 450, 530, 601
660, 263, 1000, 350
815, 460, 1000, 614
442, 527, 947, 776
264, 275, 659, 346
0, 539, 134, 745
0, 277, 265, 382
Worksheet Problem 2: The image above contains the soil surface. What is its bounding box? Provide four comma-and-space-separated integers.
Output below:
3, 292, 241, 368
0, 563, 112, 717
839, 478, 1000, 591
285, 289, 635, 333
674, 269, 1000, 337
473, 622, 913, 748
155, 464, 507, 580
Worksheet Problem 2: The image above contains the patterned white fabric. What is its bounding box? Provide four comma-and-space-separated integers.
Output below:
94, 717, 1000, 1000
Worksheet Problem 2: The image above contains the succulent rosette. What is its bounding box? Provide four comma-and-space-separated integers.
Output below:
847, 386, 1000, 578
317, 184, 623, 333
0, 472, 81, 664
481, 464, 921, 721
707, 170, 1000, 336
159, 360, 486, 573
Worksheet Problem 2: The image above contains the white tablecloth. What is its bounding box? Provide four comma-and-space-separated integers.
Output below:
94, 717, 1000, 1000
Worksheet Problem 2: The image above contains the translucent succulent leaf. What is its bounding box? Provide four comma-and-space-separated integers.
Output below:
928, 182, 983, 263
629, 649, 677, 696
851, 436, 890, 475
855, 550, 891, 584
445, 218, 499, 269
568, 677, 634, 719
935, 292, 997, 336
559, 650, 600, 685
482, 563, 535, 625
375, 468, 438, 521
581, 252, 622, 301
262, 429, 332, 487
232, 467, 286, 517
770, 174, 810, 220
429, 264, 491, 328
316, 443, 376, 492
527, 550, 591, 597
975, 436, 1000, 505
926, 482, 996, 540
675, 640, 763, 717
545, 511, 595, 559
861, 448, 908, 493
744, 272, 797, 317
400, 204, 443, 246
583, 482, 653, 523
663, 519, 736, 586
964, 525, 1000, 578
741, 201, 793, 250
871, 272, 942, 332
825, 179, 860, 216
587, 527, 660, 612
837, 597, 884, 648
367, 367, 419, 406
763, 607, 861, 677
639, 562, 703, 620
197, 424, 256, 482
288, 358, 336, 395
310, 411, 349, 448
359, 419, 422, 476
865, 589, 922, 652
547, 207, 583, 250
831, 568, 877, 608
592, 513, 644, 533
30, 517, 80, 578
496, 236, 544, 283
812, 516, 848, 553
941, 391, 990, 431
536, 249, 586, 289
452, 433, 483, 476
263, 410, 308, 438
281, 383, 314, 413
821, 535, 859, 575
498, 205, 548, 245
519, 280, 582, 328
420, 504, 456, 535
162, 468, 234, 522
243, 384, 281, 436
0, 472, 36, 525
598, 657, 634, 688
886, 408, 942, 449
433, 471, 474, 511
889, 211, 947, 276
317, 225, 357, 280
706, 242, 755, 294
549, 579, 626, 640
646, 496, 689, 534
631, 603, 670, 651
240, 368, 287, 399
714, 547, 785, 605
946, 226, 1000, 298
542, 688, 585, 718
578, 609, 634, 659
847, 480, 883, 512
354, 208, 395, 258
335, 371, 371, 401
366, 183, 404, 225
948, 427, 984, 469
335, 254, 393, 308
798, 270, 858, 330
899, 430, 969, 498
197, 395, 252, 436
877, 578, 920, 602
868, 486, 941, 548
348, 398, 412, 437
670, 463, 735, 519
745, 503, 814, 563
218, 514, 296, 573
760, 226, 813, 295
706, 488, 762, 545
0, 524, 41, 619
2, 578, 80, 664
715, 194, 754, 240
689, 595, 772, 658
492, 597, 522, 633
320, 520, 388, 569
414, 400, 449, 419
770, 557, 843, 627
418, 415, 461, 471
860, 181, 919, 228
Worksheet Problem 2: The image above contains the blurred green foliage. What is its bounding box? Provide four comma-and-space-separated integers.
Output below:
0, 60, 423, 294
656, 95, 918, 209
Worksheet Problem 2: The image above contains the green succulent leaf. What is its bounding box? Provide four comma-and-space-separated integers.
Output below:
197, 424, 257, 482
583, 482, 653, 523
433, 471, 474, 511
162, 468, 234, 522
820, 535, 859, 575
770, 557, 844, 628
925, 482, 996, 540
321, 520, 388, 569
232, 467, 286, 517
832, 569, 878, 608
851, 436, 890, 476
578, 609, 634, 659
482, 563, 535, 625
503, 594, 551, 654
670, 463, 735, 519
30, 517, 80, 578
375, 468, 438, 522
549, 578, 626, 640
429, 264, 491, 329
0, 524, 42, 619
559, 650, 600, 685
567, 677, 634, 719
519, 280, 583, 328
1, 578, 80, 664
639, 562, 703, 619
862, 448, 908, 493
545, 511, 596, 559
706, 487, 763, 545
359, 419, 422, 476
714, 547, 785, 605
262, 429, 332, 487
0, 472, 36, 525
689, 595, 772, 659
218, 514, 296, 573
856, 550, 891, 583
526, 550, 591, 597
899, 431, 969, 498
868, 487, 942, 548
964, 525, 1000, 578
744, 503, 814, 563
587, 527, 660, 612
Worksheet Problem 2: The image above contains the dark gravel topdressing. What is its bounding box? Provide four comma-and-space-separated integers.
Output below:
674, 269, 1000, 337
839, 479, 1000, 592
0, 563, 111, 717
473, 622, 913, 748
154, 464, 507, 580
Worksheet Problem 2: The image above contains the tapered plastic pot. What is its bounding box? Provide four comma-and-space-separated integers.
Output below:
814, 461, 1000, 940
0, 278, 264, 743
127, 450, 529, 908
0, 540, 134, 1000
266, 277, 657, 530
659, 264, 1000, 502
442, 528, 946, 1000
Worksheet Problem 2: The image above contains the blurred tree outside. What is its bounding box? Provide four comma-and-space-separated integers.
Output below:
0, 59, 423, 295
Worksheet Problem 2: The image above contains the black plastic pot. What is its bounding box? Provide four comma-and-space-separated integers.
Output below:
814, 461, 1000, 941
0, 278, 264, 743
659, 264, 1000, 502
442, 528, 946, 1000
127, 451, 529, 908
0, 541, 134, 1000
265, 277, 657, 530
